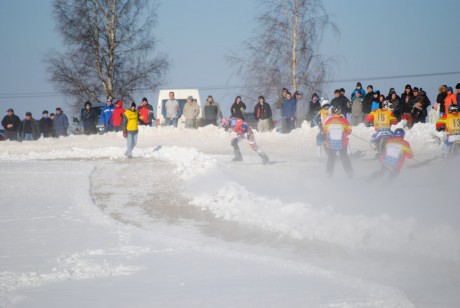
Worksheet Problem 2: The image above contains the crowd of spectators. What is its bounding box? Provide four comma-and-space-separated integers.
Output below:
2, 82, 459, 141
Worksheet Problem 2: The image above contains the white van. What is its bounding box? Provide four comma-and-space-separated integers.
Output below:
156, 89, 202, 127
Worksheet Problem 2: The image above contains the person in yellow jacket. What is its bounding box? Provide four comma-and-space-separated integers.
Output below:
122, 102, 139, 158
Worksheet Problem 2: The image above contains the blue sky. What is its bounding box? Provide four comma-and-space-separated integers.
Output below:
1, 0, 459, 118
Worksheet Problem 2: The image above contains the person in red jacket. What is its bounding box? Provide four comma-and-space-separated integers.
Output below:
322, 106, 353, 177
138, 97, 155, 126
436, 104, 460, 158
377, 128, 414, 178
110, 100, 126, 132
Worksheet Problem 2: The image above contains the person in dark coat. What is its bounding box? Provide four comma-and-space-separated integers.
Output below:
412, 87, 430, 124
306, 93, 321, 122
230, 96, 247, 120
362, 85, 375, 114
254, 96, 273, 132
39, 110, 53, 138
282, 92, 296, 133
436, 85, 448, 117
81, 101, 98, 134
396, 85, 415, 127
19, 112, 39, 141
1, 108, 21, 141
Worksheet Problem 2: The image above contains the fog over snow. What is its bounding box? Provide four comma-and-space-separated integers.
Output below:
0, 123, 459, 308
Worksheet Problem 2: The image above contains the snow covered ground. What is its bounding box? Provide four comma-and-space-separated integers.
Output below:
0, 123, 459, 307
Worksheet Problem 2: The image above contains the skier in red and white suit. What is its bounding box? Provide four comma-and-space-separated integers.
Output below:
221, 117, 270, 164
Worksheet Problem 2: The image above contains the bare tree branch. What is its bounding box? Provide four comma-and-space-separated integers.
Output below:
227, 0, 338, 108
45, 0, 169, 108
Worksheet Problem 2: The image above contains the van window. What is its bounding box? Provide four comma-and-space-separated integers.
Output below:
161, 99, 186, 118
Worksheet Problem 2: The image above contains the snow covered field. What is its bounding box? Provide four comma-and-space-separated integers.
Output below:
0, 123, 459, 307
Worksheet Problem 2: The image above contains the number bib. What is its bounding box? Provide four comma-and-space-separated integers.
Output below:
375, 111, 390, 129
328, 125, 344, 150
446, 116, 460, 136
383, 143, 402, 168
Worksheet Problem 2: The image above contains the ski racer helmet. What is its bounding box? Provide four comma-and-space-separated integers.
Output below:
382, 100, 395, 111
448, 104, 458, 113
320, 97, 330, 108
393, 128, 405, 139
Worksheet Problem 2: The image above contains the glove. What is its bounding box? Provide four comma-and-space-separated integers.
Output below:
123, 131, 127, 138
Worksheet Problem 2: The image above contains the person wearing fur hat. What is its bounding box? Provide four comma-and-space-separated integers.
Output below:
412, 88, 431, 124
122, 102, 139, 158
396, 85, 415, 127
39, 110, 53, 138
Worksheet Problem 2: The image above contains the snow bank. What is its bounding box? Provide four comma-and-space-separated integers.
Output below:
190, 182, 460, 262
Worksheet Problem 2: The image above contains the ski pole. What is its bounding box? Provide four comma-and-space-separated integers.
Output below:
350, 133, 370, 144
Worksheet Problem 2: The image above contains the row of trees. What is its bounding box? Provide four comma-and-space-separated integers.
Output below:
46, 0, 335, 109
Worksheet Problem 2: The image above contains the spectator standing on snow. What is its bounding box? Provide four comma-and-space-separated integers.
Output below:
350, 90, 364, 126
220, 117, 270, 164
276, 88, 289, 132
138, 97, 155, 126
230, 96, 246, 120
110, 100, 125, 132
322, 106, 353, 178
362, 85, 374, 115
397, 84, 415, 127
412, 87, 430, 124
339, 88, 351, 118
19, 112, 39, 141
444, 87, 457, 115
295, 91, 308, 128
2, 108, 21, 141
282, 92, 296, 133
306, 93, 321, 122
386, 88, 400, 101
203, 95, 222, 126
122, 102, 139, 158
435, 85, 448, 117
53, 107, 68, 137
254, 95, 273, 132
350, 82, 366, 101
81, 101, 98, 135
39, 110, 53, 138
183, 96, 200, 129
164, 92, 180, 127
371, 91, 381, 111
100, 98, 114, 132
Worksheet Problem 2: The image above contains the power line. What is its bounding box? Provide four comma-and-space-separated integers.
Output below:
1, 71, 459, 99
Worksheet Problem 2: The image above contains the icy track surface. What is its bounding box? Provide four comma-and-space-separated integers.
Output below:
0, 124, 459, 307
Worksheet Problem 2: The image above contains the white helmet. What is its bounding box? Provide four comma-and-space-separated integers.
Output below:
320, 97, 330, 107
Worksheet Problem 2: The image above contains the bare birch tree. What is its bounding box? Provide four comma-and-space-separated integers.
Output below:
228, 0, 337, 105
46, 0, 168, 107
